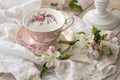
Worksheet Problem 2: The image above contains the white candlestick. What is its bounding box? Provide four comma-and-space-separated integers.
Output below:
83, 0, 120, 35
95, 0, 109, 15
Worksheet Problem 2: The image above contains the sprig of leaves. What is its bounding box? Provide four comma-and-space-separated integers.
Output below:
92, 25, 108, 43
69, 0, 83, 11
51, 0, 83, 11
58, 39, 79, 46
91, 26, 114, 60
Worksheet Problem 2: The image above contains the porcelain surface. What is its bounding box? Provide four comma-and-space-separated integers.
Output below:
23, 8, 74, 44
16, 26, 74, 52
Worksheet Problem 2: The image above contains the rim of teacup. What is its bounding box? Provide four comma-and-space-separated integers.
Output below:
23, 8, 65, 32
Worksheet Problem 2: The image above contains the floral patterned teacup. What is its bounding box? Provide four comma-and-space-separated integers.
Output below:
23, 8, 74, 45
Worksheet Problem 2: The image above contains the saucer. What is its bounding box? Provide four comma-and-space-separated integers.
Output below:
15, 26, 74, 53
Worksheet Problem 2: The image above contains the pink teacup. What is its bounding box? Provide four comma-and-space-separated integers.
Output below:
23, 8, 74, 45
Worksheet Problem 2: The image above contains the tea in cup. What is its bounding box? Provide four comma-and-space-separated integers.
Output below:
23, 8, 74, 45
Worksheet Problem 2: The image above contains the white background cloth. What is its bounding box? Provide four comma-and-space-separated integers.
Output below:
0, 0, 42, 80
0, 0, 119, 80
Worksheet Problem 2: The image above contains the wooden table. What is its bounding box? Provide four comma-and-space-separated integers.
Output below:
42, 0, 120, 80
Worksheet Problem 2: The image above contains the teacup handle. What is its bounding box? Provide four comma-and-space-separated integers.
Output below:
61, 17, 74, 31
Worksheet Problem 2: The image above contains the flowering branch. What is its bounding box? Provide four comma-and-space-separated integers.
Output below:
51, 0, 83, 11
77, 26, 113, 60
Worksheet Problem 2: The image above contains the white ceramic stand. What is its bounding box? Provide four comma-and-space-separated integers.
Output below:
83, 0, 120, 35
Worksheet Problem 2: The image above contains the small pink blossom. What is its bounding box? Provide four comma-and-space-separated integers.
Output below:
36, 14, 45, 22
90, 40, 97, 46
49, 46, 56, 52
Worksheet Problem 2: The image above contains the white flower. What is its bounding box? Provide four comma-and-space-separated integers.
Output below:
46, 46, 60, 68
57, 0, 71, 10
74, 38, 93, 54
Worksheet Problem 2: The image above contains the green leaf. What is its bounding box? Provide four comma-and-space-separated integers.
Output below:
92, 26, 101, 43
57, 54, 73, 60
40, 63, 49, 78
92, 25, 101, 35
92, 25, 97, 34
34, 53, 41, 57
58, 39, 79, 46
75, 4, 83, 11
94, 32, 101, 43
108, 48, 113, 56
69, 2, 76, 10
57, 48, 62, 52
69, 0, 83, 12
72, 0, 78, 3
97, 50, 103, 60
51, 3, 58, 6
77, 32, 85, 35
92, 26, 108, 43
101, 33, 108, 40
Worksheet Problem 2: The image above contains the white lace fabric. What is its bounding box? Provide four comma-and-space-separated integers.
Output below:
0, 0, 42, 80
0, 0, 119, 80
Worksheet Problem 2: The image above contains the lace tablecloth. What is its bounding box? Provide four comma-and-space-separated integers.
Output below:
0, 0, 120, 80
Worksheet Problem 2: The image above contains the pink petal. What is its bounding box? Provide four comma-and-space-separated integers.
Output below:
49, 46, 56, 52
90, 40, 97, 46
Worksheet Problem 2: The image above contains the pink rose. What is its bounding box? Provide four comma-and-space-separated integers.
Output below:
36, 14, 45, 22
